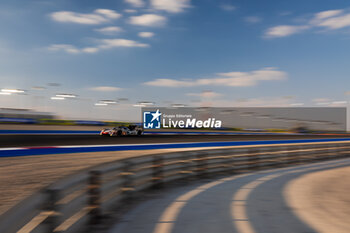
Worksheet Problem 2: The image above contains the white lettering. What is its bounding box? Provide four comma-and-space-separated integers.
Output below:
178, 120, 184, 127
172, 120, 178, 128
162, 119, 169, 128
196, 120, 203, 128
203, 119, 210, 128
215, 120, 222, 128
160, 118, 222, 129
186, 118, 196, 127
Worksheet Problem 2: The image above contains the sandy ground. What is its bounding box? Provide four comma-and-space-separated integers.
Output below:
285, 166, 350, 233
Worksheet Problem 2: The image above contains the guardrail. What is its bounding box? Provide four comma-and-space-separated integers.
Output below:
1, 141, 350, 233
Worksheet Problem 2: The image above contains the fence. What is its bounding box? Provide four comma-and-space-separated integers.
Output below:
1, 141, 350, 233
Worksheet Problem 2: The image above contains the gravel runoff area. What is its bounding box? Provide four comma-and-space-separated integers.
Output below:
285, 166, 350, 233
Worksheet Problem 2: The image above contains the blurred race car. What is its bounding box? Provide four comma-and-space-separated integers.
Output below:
100, 125, 143, 136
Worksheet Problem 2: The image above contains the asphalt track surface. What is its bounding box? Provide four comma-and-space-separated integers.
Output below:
109, 158, 350, 233
0, 134, 349, 148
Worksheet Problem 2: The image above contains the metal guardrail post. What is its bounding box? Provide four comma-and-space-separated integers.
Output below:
271, 147, 278, 168
343, 143, 350, 158
322, 145, 330, 160
196, 152, 207, 178
307, 145, 316, 162
321, 145, 327, 160
122, 161, 134, 202
322, 145, 329, 160
340, 144, 349, 158
88, 170, 101, 225
152, 155, 163, 189
285, 146, 293, 164
324, 145, 331, 160
278, 147, 287, 167
329, 144, 341, 160
305, 145, 313, 161
249, 149, 259, 171
296, 146, 303, 164
182, 153, 195, 181
279, 146, 288, 167
42, 189, 60, 233
228, 151, 236, 174
335, 144, 340, 159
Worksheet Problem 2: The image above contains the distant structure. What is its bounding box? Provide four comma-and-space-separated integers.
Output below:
0, 108, 55, 120
143, 107, 347, 132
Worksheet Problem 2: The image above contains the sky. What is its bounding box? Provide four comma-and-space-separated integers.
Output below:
0, 0, 350, 121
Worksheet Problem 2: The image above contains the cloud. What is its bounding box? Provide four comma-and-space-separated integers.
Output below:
90, 86, 122, 91
265, 25, 309, 38
94, 9, 122, 19
290, 103, 304, 106
312, 98, 332, 106
313, 13, 350, 29
220, 4, 236, 11
124, 9, 137, 13
125, 0, 145, 8
48, 44, 80, 54
144, 67, 287, 87
138, 32, 155, 38
95, 26, 123, 34
51, 9, 121, 25
245, 16, 262, 24
150, 0, 191, 13
312, 98, 330, 103
331, 100, 347, 106
187, 91, 222, 98
129, 14, 167, 26
98, 39, 149, 48
314, 10, 344, 20
81, 47, 99, 53
197, 97, 296, 107
145, 79, 193, 87
265, 8, 350, 38
48, 39, 149, 54
48, 44, 100, 54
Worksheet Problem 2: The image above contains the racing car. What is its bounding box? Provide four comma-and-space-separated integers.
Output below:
100, 125, 143, 136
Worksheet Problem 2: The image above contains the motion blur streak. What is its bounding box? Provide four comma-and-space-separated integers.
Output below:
232, 175, 282, 233
1, 137, 350, 157
231, 162, 347, 233
153, 179, 240, 233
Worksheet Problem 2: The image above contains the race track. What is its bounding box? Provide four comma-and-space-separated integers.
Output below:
109, 158, 350, 233
0, 134, 348, 148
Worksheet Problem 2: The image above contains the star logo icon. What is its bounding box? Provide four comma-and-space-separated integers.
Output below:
143, 109, 162, 129
151, 109, 162, 122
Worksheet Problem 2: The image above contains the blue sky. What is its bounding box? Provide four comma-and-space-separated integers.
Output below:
0, 0, 350, 120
